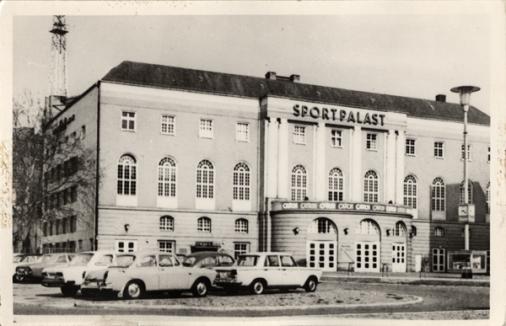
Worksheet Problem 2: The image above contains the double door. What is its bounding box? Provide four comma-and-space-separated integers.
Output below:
355, 242, 380, 272
306, 241, 337, 271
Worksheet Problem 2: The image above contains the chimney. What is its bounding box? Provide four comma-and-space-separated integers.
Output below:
265, 71, 277, 80
435, 94, 446, 103
290, 74, 300, 83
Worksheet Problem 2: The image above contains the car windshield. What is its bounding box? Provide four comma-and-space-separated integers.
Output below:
182, 256, 197, 267
13, 255, 24, 263
40, 255, 59, 263
115, 255, 135, 268
237, 255, 258, 267
93, 254, 113, 266
69, 253, 93, 266
21, 256, 40, 264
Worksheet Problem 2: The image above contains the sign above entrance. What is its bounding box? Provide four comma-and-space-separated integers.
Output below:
272, 200, 412, 216
293, 104, 386, 127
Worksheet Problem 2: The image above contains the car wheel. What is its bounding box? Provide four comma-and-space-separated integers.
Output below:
14, 274, 25, 283
61, 285, 79, 297
123, 281, 144, 299
249, 279, 266, 295
192, 278, 209, 297
304, 277, 318, 292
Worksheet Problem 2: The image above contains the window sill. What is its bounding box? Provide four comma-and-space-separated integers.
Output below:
434, 156, 445, 160
121, 129, 136, 133
199, 135, 214, 139
366, 148, 378, 152
161, 132, 176, 136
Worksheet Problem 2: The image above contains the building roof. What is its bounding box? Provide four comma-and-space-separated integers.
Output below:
102, 61, 490, 126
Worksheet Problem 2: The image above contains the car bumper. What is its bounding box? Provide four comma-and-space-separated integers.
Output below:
42, 278, 76, 288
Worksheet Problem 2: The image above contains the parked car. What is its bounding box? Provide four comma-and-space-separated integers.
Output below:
214, 252, 323, 295
13, 254, 41, 282
182, 251, 235, 269
81, 251, 217, 299
15, 253, 74, 282
41, 251, 115, 296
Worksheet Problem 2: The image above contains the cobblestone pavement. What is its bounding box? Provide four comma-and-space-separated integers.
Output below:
13, 280, 488, 318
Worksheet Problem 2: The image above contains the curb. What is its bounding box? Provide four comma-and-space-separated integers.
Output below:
70, 295, 423, 312
321, 276, 490, 286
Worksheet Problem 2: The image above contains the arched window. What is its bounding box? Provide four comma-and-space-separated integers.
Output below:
196, 160, 214, 199
309, 218, 337, 235
363, 170, 379, 203
403, 175, 417, 208
233, 163, 250, 201
159, 216, 174, 231
235, 218, 249, 233
117, 155, 136, 195
459, 180, 473, 204
197, 217, 212, 233
328, 168, 344, 202
291, 165, 307, 201
394, 221, 407, 237
358, 219, 380, 236
158, 157, 176, 197
431, 178, 445, 211
434, 226, 445, 237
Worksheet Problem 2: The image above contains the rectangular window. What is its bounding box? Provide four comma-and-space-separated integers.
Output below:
366, 133, 377, 150
199, 119, 214, 138
488, 146, 490, 163
236, 122, 249, 142
115, 240, 137, 253
330, 129, 342, 148
405, 138, 416, 155
158, 240, 175, 254
293, 125, 306, 144
461, 144, 471, 161
434, 141, 444, 158
81, 125, 86, 139
234, 242, 250, 259
161, 115, 176, 135
121, 111, 136, 131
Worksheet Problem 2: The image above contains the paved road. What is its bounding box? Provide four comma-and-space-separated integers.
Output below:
13, 280, 489, 317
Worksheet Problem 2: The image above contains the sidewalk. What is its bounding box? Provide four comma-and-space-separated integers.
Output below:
321, 271, 489, 286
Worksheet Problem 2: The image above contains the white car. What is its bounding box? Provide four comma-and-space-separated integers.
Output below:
214, 252, 323, 295
41, 251, 115, 296
81, 251, 217, 299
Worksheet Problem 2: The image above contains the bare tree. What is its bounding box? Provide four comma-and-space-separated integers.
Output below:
13, 91, 98, 253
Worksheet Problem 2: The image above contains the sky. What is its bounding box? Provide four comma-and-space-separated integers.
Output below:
13, 14, 491, 113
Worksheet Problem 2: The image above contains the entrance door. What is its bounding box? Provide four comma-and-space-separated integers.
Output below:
392, 243, 406, 272
432, 248, 446, 272
355, 242, 380, 272
306, 241, 337, 271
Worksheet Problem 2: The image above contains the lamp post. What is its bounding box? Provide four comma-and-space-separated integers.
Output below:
450, 85, 480, 251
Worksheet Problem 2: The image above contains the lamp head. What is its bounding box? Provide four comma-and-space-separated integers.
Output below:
450, 85, 480, 106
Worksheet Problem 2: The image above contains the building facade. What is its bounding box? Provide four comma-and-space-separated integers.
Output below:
40, 61, 490, 273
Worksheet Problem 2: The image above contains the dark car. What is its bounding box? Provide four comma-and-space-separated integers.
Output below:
182, 251, 235, 269
15, 253, 74, 282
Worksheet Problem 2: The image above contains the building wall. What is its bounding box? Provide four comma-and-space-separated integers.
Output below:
40, 86, 99, 252
97, 207, 258, 255
96, 82, 261, 252
271, 211, 413, 271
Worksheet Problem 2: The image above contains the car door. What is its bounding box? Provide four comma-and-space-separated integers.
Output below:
280, 255, 304, 286
158, 254, 190, 290
264, 255, 284, 286
134, 254, 159, 291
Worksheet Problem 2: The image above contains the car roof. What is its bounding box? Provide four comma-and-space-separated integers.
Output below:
240, 252, 293, 256
186, 251, 232, 258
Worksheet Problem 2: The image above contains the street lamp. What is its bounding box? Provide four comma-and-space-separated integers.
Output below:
450, 85, 480, 252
